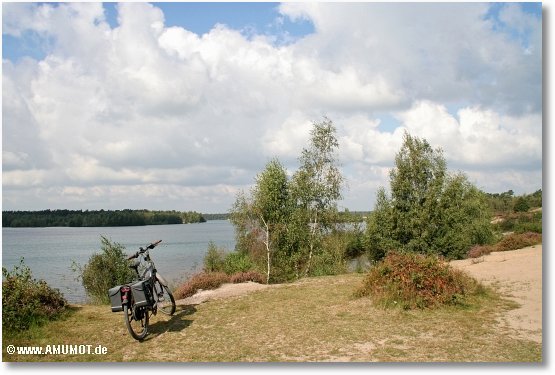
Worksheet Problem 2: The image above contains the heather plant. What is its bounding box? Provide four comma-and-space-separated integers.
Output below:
355, 252, 483, 309
2, 258, 67, 335
174, 270, 267, 299
174, 272, 230, 299
229, 271, 265, 284
467, 232, 542, 258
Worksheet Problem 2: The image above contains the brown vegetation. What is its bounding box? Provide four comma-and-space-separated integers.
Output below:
355, 252, 483, 309
174, 271, 265, 299
467, 232, 542, 258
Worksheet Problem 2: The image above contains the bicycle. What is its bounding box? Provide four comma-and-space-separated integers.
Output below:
108, 240, 176, 340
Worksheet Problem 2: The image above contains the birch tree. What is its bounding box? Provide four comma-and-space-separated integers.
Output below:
290, 117, 343, 276
252, 159, 289, 283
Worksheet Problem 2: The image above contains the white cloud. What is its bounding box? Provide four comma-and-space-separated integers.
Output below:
2, 2, 542, 211
396, 101, 542, 170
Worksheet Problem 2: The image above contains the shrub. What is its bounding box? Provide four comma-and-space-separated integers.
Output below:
173, 270, 267, 299
467, 232, 541, 258
174, 272, 230, 299
2, 258, 67, 335
229, 271, 265, 284
203, 241, 226, 272
493, 211, 542, 234
467, 245, 496, 258
74, 236, 136, 304
495, 232, 542, 252
310, 232, 349, 276
223, 251, 254, 275
355, 252, 482, 310
513, 196, 530, 212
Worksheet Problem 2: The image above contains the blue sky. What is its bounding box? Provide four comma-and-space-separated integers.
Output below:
107, 2, 314, 36
3, 2, 316, 62
2, 2, 542, 63
2, 2, 543, 212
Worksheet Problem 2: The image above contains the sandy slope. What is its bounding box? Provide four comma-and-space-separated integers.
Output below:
450, 245, 542, 343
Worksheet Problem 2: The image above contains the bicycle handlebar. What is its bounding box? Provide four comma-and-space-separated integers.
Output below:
146, 239, 162, 249
127, 240, 162, 260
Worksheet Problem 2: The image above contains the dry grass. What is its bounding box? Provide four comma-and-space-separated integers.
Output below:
3, 274, 541, 362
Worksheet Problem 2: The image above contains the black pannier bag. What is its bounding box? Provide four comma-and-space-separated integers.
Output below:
131, 279, 154, 308
108, 285, 124, 312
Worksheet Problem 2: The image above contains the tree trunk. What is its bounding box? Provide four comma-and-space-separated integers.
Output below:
261, 217, 271, 284
304, 209, 318, 276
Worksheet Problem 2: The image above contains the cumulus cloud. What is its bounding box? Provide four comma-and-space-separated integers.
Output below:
396, 101, 542, 170
2, 2, 542, 211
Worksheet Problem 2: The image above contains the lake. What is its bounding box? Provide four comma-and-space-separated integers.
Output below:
1, 220, 235, 303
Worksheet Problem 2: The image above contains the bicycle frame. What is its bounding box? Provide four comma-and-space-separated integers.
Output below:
109, 240, 176, 340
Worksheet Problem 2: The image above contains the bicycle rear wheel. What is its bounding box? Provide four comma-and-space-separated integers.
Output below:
154, 281, 176, 316
123, 304, 149, 340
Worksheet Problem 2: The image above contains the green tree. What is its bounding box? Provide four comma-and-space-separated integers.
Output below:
290, 117, 344, 276
365, 187, 396, 262
367, 132, 493, 260
230, 159, 290, 283
252, 158, 290, 283
388, 132, 446, 253
513, 196, 531, 212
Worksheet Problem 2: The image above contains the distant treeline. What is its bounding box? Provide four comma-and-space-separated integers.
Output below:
201, 211, 370, 222
2, 209, 206, 227
486, 189, 542, 215
202, 213, 230, 221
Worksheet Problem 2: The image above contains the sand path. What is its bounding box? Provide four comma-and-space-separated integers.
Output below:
450, 245, 542, 343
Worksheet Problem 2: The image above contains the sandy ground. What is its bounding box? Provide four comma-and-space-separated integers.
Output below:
175, 281, 273, 306
176, 246, 542, 343
450, 245, 542, 343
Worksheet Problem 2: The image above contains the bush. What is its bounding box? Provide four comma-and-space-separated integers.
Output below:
467, 232, 542, 258
495, 232, 542, 252
223, 251, 254, 275
2, 258, 67, 335
310, 232, 349, 276
203, 241, 226, 272
174, 272, 230, 299
174, 270, 267, 299
493, 211, 542, 234
467, 245, 496, 258
74, 236, 136, 304
355, 252, 482, 309
229, 271, 265, 284
513, 196, 530, 212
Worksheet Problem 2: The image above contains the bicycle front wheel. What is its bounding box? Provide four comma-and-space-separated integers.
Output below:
155, 281, 176, 316
123, 304, 149, 340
